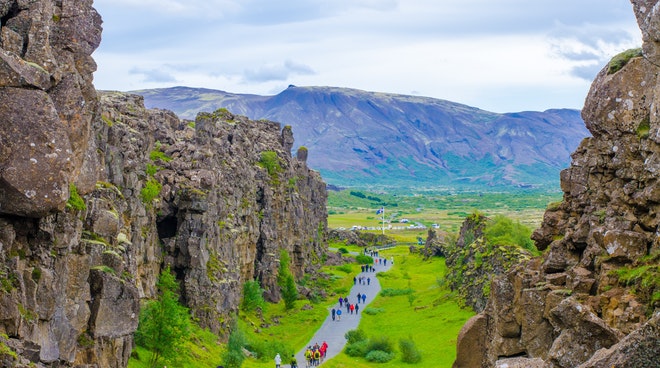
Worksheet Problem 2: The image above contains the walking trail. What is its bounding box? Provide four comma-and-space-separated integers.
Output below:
293, 254, 393, 367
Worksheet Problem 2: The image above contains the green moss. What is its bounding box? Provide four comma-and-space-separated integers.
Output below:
146, 163, 160, 177
67, 183, 86, 211
31, 267, 42, 283
101, 115, 114, 127
637, 115, 651, 139
91, 265, 116, 275
77, 332, 95, 348
608, 47, 643, 74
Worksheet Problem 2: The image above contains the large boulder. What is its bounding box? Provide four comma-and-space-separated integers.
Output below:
0, 0, 101, 217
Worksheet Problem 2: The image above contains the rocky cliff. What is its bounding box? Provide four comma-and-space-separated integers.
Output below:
454, 1, 660, 367
0, 1, 328, 367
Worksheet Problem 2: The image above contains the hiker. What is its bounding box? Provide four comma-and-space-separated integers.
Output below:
355, 303, 359, 314
361, 294, 366, 303
336, 309, 342, 321
304, 347, 313, 367
313, 349, 321, 366
391, 256, 394, 265
338, 296, 343, 307
357, 292, 362, 303
384, 259, 387, 266
350, 303, 355, 314
353, 276, 356, 284
361, 265, 365, 272
275, 353, 282, 368
346, 302, 350, 313
290, 354, 298, 368
331, 308, 336, 321
344, 296, 348, 306
367, 277, 371, 285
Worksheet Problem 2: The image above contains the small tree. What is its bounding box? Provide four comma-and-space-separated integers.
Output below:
222, 322, 247, 368
241, 280, 265, 312
278, 250, 298, 310
135, 266, 191, 368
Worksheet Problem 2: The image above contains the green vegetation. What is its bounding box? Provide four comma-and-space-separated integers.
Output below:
637, 116, 651, 139
67, 183, 86, 211
241, 280, 266, 312
608, 47, 643, 74
222, 321, 247, 368
484, 215, 538, 255
278, 250, 298, 310
149, 147, 173, 163
140, 178, 162, 205
610, 250, 660, 310
258, 151, 282, 182
134, 266, 191, 368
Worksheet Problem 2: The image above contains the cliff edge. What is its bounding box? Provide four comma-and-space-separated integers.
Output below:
0, 1, 327, 367
454, 1, 660, 367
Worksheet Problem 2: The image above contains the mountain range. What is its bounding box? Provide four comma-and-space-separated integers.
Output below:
133, 85, 590, 189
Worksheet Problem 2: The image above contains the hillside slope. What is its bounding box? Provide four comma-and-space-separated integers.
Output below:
135, 86, 589, 188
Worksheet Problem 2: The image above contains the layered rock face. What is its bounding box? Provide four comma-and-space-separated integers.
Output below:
0, 90, 327, 367
454, 1, 660, 367
0, 1, 328, 366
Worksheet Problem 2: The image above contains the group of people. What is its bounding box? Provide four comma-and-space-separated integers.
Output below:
303, 342, 328, 367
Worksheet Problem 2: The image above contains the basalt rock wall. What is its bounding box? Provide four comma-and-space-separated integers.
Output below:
454, 1, 660, 367
0, 1, 328, 366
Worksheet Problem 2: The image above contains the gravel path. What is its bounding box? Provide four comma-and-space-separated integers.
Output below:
291, 257, 393, 367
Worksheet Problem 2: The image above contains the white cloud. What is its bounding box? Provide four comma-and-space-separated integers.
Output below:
92, 0, 642, 112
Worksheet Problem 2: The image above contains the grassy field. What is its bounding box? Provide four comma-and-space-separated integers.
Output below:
322, 247, 474, 367
328, 188, 560, 235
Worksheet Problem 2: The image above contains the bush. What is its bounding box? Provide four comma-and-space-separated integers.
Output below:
484, 215, 537, 254
345, 329, 367, 344
258, 151, 282, 179
246, 338, 292, 361
355, 254, 373, 264
363, 307, 384, 315
365, 350, 395, 363
338, 247, 349, 254
345, 340, 369, 357
380, 288, 414, 297
399, 338, 422, 363
366, 335, 394, 353
241, 280, 265, 312
336, 264, 352, 274
140, 178, 162, 204
608, 47, 643, 74
222, 326, 247, 368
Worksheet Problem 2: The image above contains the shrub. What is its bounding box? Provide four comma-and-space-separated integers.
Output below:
345, 329, 367, 344
258, 151, 282, 179
338, 247, 349, 254
484, 215, 537, 254
241, 280, 265, 312
363, 307, 384, 315
345, 340, 369, 357
355, 254, 373, 264
366, 335, 394, 353
67, 183, 86, 211
149, 149, 172, 163
222, 325, 247, 368
246, 338, 292, 362
336, 264, 352, 274
365, 350, 395, 363
140, 178, 162, 204
399, 338, 422, 363
278, 250, 298, 310
380, 288, 414, 297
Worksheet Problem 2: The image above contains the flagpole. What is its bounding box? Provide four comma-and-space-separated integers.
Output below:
382, 207, 385, 235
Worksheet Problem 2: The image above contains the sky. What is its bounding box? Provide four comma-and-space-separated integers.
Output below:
92, 0, 642, 113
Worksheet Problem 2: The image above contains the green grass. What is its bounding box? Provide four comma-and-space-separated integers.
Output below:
322, 247, 474, 368
128, 325, 223, 368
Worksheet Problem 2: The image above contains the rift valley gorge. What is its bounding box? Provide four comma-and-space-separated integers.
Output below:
0, 0, 658, 368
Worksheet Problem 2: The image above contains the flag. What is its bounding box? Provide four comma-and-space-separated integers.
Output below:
376, 207, 384, 215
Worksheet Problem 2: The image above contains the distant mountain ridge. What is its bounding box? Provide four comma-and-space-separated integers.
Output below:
134, 85, 589, 188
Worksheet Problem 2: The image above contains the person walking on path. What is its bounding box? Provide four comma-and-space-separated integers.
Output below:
290, 354, 298, 368
295, 254, 393, 365
356, 292, 362, 303
338, 297, 343, 307
355, 303, 359, 314
349, 303, 354, 314
367, 277, 370, 285
331, 308, 335, 321
275, 353, 282, 368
